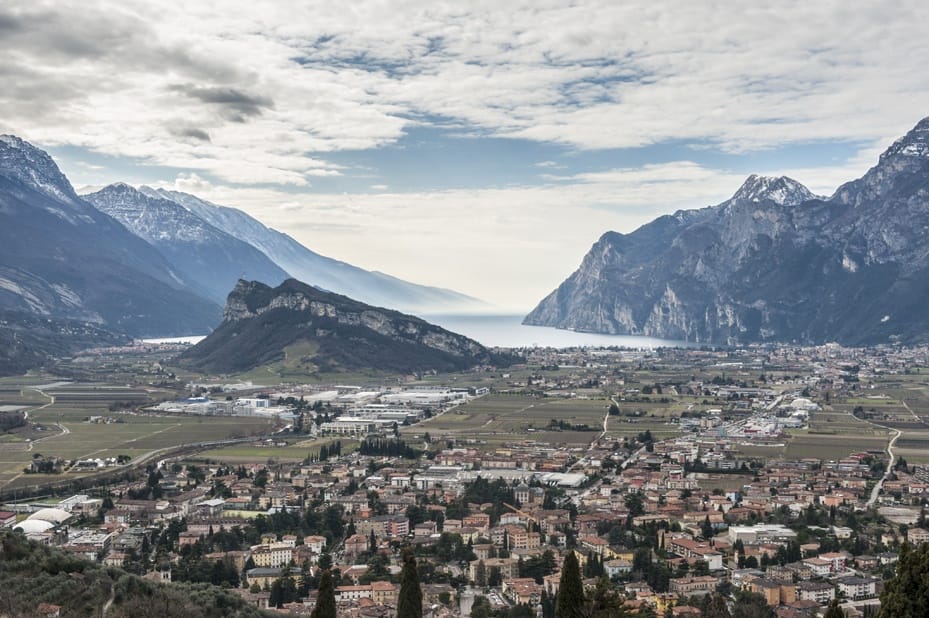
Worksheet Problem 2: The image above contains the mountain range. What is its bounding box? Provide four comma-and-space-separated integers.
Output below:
0, 134, 487, 373
178, 279, 504, 375
137, 186, 485, 314
79, 183, 484, 316
0, 135, 221, 338
0, 135, 484, 332
525, 116, 929, 346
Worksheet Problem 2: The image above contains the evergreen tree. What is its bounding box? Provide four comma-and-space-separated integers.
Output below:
731, 590, 774, 618
587, 577, 627, 617
270, 575, 298, 608
540, 590, 556, 618
397, 551, 423, 618
555, 552, 585, 618
311, 570, 336, 618
879, 542, 929, 617
475, 560, 488, 587
701, 593, 731, 618
701, 515, 714, 539
823, 599, 845, 618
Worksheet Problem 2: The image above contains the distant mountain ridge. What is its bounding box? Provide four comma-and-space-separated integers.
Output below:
525, 116, 929, 345
179, 278, 505, 375
0, 135, 221, 339
0, 132, 489, 373
84, 184, 290, 305
138, 187, 486, 315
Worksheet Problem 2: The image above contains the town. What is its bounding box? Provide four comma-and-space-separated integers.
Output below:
4, 342, 929, 617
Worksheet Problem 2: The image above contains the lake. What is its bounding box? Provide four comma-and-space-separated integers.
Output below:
143, 315, 692, 350
421, 314, 692, 349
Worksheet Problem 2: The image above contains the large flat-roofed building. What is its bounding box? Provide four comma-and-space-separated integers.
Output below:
319, 417, 394, 435
728, 524, 797, 544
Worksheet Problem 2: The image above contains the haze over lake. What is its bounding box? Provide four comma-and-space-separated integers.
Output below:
422, 314, 692, 349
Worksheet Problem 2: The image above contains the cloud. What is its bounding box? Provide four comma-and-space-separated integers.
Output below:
171, 84, 274, 121
1, 0, 927, 188
169, 126, 212, 142
3, 1, 927, 308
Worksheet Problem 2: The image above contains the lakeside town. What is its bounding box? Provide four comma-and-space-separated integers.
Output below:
6, 343, 929, 617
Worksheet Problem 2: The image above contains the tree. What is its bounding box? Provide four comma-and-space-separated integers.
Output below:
879, 542, 929, 616
471, 596, 493, 618
475, 559, 488, 587
701, 593, 731, 618
587, 577, 627, 617
555, 552, 585, 618
311, 570, 336, 618
270, 575, 298, 608
731, 590, 774, 618
397, 551, 423, 618
624, 493, 645, 517
823, 599, 845, 618
701, 515, 714, 539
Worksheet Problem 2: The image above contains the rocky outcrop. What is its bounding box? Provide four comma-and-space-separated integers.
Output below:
525, 117, 929, 345
180, 279, 502, 374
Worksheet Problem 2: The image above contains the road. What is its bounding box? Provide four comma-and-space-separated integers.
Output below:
865, 397, 922, 507
23, 387, 65, 450
867, 428, 902, 507
566, 400, 614, 473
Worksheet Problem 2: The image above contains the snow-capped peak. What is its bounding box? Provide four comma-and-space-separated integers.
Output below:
731, 174, 817, 206
881, 116, 929, 160
0, 134, 79, 204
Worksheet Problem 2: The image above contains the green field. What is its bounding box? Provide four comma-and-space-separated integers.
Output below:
0, 381, 279, 490
827, 374, 929, 463
403, 394, 612, 448
195, 438, 358, 464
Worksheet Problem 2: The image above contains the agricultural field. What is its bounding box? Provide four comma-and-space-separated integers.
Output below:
0, 380, 279, 491
403, 394, 612, 448
195, 438, 358, 464
828, 375, 929, 464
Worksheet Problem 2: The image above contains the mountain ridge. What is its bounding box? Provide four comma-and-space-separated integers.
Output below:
134, 186, 487, 314
84, 183, 290, 305
179, 278, 507, 375
524, 116, 929, 345
0, 136, 221, 339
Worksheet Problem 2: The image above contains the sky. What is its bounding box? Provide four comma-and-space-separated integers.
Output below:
3, 1, 929, 311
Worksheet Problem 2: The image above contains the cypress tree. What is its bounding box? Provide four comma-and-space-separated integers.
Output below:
555, 551, 585, 618
310, 569, 336, 618
397, 551, 423, 618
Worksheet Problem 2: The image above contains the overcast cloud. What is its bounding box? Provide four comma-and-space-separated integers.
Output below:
2, 1, 928, 309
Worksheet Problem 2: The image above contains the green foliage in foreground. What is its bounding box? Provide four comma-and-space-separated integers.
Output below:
880, 542, 929, 617
0, 531, 269, 618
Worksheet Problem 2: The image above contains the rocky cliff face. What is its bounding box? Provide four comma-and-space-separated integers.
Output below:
524, 117, 929, 345
180, 279, 501, 374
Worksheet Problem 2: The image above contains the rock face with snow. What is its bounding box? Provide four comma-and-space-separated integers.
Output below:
179, 279, 503, 374
0, 136, 220, 337
84, 184, 289, 305
138, 187, 486, 314
524, 117, 929, 345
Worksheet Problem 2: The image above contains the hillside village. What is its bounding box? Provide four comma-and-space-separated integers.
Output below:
6, 343, 929, 617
